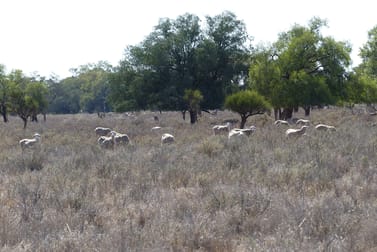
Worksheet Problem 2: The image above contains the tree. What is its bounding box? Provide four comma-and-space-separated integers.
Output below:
0, 65, 10, 122
225, 90, 271, 128
8, 70, 48, 128
183, 89, 203, 124
249, 17, 351, 119
108, 11, 251, 113
359, 26, 377, 78
196, 11, 251, 108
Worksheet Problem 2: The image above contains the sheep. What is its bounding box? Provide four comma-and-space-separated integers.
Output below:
161, 133, 175, 145
285, 125, 309, 138
296, 119, 310, 126
213, 122, 231, 135
151, 126, 162, 131
228, 126, 256, 139
315, 124, 336, 131
228, 129, 246, 139
274, 120, 289, 126
111, 130, 130, 145
95, 127, 112, 136
19, 133, 41, 150
98, 131, 116, 149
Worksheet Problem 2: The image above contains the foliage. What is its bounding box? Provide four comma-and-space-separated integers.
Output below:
249, 17, 351, 119
183, 89, 203, 123
108, 11, 251, 112
0, 64, 11, 122
7, 70, 48, 128
225, 90, 271, 128
359, 25, 377, 78
48, 62, 112, 114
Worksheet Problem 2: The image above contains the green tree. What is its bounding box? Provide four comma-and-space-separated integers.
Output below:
74, 62, 112, 113
183, 89, 203, 124
249, 17, 351, 119
224, 90, 271, 128
0, 65, 11, 122
108, 11, 251, 113
196, 11, 251, 108
8, 70, 48, 128
359, 26, 377, 78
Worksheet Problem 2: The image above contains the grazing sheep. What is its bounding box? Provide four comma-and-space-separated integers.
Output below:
151, 126, 162, 131
315, 124, 336, 131
228, 126, 256, 139
161, 133, 175, 145
111, 131, 130, 145
228, 129, 246, 139
95, 127, 112, 136
296, 119, 310, 126
19, 133, 41, 150
213, 122, 231, 135
274, 120, 289, 126
98, 131, 116, 149
285, 126, 309, 138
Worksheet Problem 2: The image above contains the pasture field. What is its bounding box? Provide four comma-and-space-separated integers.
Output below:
1, 108, 377, 251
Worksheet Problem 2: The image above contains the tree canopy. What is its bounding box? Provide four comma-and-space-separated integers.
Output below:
249, 17, 351, 119
225, 90, 271, 128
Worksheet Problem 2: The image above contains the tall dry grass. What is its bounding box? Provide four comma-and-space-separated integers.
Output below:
1, 108, 377, 251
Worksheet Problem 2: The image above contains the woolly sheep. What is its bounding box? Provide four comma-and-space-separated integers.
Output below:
285, 125, 309, 138
95, 127, 112, 136
296, 119, 310, 126
228, 126, 256, 139
274, 120, 289, 126
98, 131, 116, 149
111, 131, 130, 145
19, 133, 41, 150
213, 122, 231, 135
228, 129, 246, 139
161, 133, 175, 145
315, 124, 336, 131
151, 126, 162, 131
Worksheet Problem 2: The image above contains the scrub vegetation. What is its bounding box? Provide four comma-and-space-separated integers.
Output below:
1, 108, 377, 251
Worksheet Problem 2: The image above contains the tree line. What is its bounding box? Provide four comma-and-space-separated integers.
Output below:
2, 12, 377, 128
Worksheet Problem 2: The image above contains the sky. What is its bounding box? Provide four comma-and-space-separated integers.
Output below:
1, 0, 376, 79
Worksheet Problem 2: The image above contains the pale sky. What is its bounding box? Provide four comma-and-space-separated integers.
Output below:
1, 0, 376, 79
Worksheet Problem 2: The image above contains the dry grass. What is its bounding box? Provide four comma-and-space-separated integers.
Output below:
1, 108, 377, 251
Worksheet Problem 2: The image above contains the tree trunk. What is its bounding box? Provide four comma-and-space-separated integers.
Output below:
274, 108, 280, 120
189, 109, 197, 124
0, 104, 8, 123
304, 106, 311, 116
240, 115, 247, 129
31, 114, 38, 122
282, 108, 293, 120
182, 110, 186, 121
22, 117, 28, 129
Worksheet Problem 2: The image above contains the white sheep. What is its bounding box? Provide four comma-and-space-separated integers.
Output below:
19, 133, 41, 150
95, 127, 112, 136
151, 126, 162, 131
111, 131, 130, 145
315, 124, 336, 131
296, 119, 310, 126
213, 122, 231, 135
228, 126, 256, 139
285, 126, 309, 138
228, 129, 246, 139
274, 120, 289, 126
161, 133, 175, 145
98, 131, 116, 149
